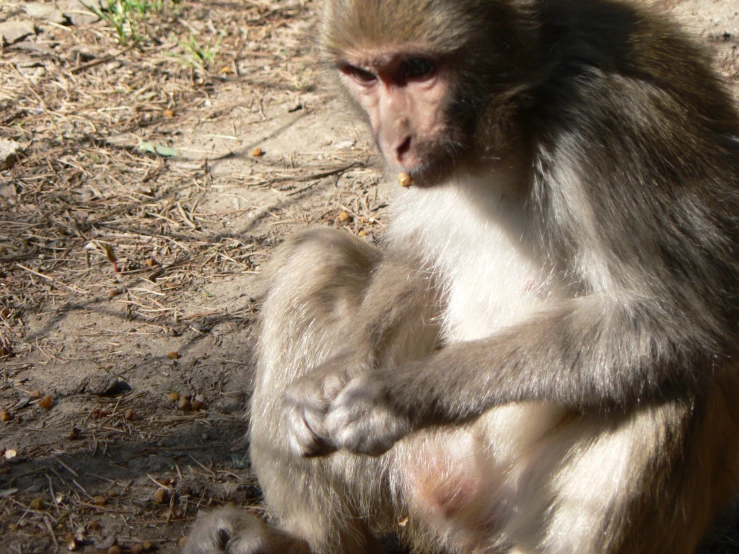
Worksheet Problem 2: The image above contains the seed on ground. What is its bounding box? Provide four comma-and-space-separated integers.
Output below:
38, 396, 53, 410
152, 488, 168, 504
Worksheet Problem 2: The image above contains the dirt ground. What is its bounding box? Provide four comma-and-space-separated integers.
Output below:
0, 0, 737, 552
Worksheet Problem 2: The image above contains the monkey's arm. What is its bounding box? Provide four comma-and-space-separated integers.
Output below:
284, 248, 441, 457
324, 292, 728, 455
348, 249, 442, 369
324, 63, 739, 455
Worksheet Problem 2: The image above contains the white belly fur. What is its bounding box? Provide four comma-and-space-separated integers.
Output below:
388, 177, 636, 551
388, 173, 555, 342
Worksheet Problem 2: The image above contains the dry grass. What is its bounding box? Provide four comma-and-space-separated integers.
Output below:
0, 0, 377, 356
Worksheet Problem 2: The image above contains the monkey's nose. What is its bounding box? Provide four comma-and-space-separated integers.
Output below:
395, 136, 412, 163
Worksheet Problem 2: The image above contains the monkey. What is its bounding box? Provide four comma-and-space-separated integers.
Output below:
183, 0, 739, 553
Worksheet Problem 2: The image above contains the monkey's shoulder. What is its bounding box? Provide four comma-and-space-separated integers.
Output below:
533, 0, 739, 139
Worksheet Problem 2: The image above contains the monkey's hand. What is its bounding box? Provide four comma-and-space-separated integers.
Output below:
284, 354, 364, 458
324, 371, 413, 456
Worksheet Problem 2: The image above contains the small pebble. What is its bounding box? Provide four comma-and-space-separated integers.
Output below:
38, 396, 53, 410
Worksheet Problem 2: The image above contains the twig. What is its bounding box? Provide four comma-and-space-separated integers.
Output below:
54, 456, 79, 478
188, 454, 216, 476
72, 479, 93, 500
70, 45, 137, 74
15, 264, 88, 294
43, 516, 60, 553
147, 474, 174, 490
272, 163, 362, 193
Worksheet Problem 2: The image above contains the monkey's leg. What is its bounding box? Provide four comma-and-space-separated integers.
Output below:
186, 228, 440, 554
252, 229, 388, 553
184, 229, 386, 554
259, 229, 441, 553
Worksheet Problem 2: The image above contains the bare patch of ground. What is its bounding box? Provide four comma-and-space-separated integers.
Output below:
0, 1, 736, 552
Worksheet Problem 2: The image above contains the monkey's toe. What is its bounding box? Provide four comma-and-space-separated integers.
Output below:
183, 507, 310, 554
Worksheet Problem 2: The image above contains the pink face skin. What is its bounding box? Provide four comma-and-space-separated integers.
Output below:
338, 48, 450, 177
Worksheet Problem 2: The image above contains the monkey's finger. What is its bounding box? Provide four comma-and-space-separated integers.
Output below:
325, 376, 413, 456
301, 408, 339, 456
325, 403, 399, 457
286, 408, 338, 458
321, 369, 349, 401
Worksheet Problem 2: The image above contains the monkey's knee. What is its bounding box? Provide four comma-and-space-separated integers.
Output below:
266, 228, 381, 308
182, 507, 310, 554
260, 229, 382, 366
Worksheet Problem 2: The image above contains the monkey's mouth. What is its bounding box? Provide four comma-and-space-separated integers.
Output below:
388, 166, 444, 189
389, 155, 459, 189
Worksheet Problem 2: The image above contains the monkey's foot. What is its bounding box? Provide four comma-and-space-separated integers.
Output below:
182, 507, 310, 554
325, 372, 412, 456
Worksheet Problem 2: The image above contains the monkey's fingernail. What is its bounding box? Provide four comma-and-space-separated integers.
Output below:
398, 172, 412, 187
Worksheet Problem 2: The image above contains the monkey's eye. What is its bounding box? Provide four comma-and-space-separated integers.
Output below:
342, 65, 377, 84
400, 58, 436, 81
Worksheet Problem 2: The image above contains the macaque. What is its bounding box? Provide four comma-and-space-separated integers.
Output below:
184, 0, 739, 553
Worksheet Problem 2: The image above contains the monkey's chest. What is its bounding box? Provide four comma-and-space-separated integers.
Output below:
389, 182, 556, 343
437, 230, 550, 342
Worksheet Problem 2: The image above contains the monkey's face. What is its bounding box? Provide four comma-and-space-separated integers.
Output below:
320, 0, 531, 186
337, 48, 470, 187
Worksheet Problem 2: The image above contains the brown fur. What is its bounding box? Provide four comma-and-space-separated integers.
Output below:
183, 1, 739, 553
